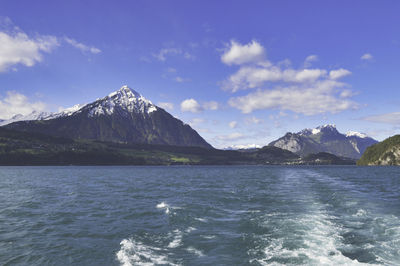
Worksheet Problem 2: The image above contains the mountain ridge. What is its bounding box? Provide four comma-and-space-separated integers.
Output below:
269, 124, 378, 159
4, 86, 212, 148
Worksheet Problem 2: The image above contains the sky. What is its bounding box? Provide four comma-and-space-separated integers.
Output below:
1, 0, 400, 148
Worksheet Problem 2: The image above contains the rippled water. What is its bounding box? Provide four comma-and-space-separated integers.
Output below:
0, 166, 400, 265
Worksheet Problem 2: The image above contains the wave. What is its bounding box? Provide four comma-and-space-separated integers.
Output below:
116, 238, 179, 266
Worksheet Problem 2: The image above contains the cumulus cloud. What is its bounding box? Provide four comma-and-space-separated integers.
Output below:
229, 121, 237, 128
64, 37, 101, 54
229, 80, 357, 115
361, 53, 373, 61
221, 40, 265, 65
222, 66, 328, 92
180, 98, 203, 113
221, 40, 358, 115
0, 19, 102, 72
203, 101, 219, 110
0, 91, 46, 119
180, 99, 219, 112
0, 30, 59, 72
329, 68, 351, 80
362, 112, 400, 124
157, 102, 174, 110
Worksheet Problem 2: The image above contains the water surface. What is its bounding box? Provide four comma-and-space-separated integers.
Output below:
0, 166, 399, 265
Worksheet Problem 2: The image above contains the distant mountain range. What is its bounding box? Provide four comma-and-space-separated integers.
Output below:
269, 124, 378, 159
0, 126, 355, 166
3, 86, 211, 148
0, 86, 381, 165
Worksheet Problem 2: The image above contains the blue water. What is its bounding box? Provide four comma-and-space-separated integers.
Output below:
0, 166, 399, 265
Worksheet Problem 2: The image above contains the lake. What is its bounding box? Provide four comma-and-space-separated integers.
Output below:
0, 166, 399, 265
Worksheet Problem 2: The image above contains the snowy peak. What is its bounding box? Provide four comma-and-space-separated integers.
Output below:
0, 104, 87, 126
0, 111, 53, 126
88, 85, 157, 117
0, 85, 158, 126
300, 124, 337, 136
346, 131, 368, 139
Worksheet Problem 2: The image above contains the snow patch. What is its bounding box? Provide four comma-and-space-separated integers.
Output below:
87, 86, 157, 117
346, 131, 368, 139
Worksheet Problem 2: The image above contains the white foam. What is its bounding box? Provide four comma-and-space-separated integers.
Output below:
116, 238, 178, 266
156, 202, 170, 214
186, 246, 204, 257
185, 227, 196, 233
252, 210, 369, 265
353, 209, 367, 217
194, 217, 207, 222
201, 235, 216, 239
168, 230, 183, 248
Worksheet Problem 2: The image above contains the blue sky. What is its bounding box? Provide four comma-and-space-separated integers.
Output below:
1, 0, 400, 148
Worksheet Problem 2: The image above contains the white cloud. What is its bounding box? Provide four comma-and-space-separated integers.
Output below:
221, 40, 358, 115
304, 55, 318, 67
329, 68, 351, 80
157, 102, 174, 110
362, 112, 400, 124
221, 40, 265, 65
203, 101, 219, 110
180, 98, 203, 113
217, 132, 244, 141
0, 30, 59, 72
0, 91, 46, 119
222, 66, 327, 92
224, 143, 261, 150
64, 37, 101, 54
294, 69, 327, 82
167, 67, 177, 73
361, 53, 373, 61
0, 19, 103, 72
229, 121, 237, 128
229, 80, 357, 115
180, 99, 219, 112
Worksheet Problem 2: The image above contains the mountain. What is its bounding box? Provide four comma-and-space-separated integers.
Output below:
269, 124, 378, 159
0, 105, 86, 126
4, 86, 212, 148
0, 126, 355, 166
357, 135, 400, 165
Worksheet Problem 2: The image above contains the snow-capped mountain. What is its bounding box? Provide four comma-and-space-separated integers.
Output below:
87, 85, 157, 117
4, 85, 212, 148
269, 125, 378, 159
0, 104, 87, 126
